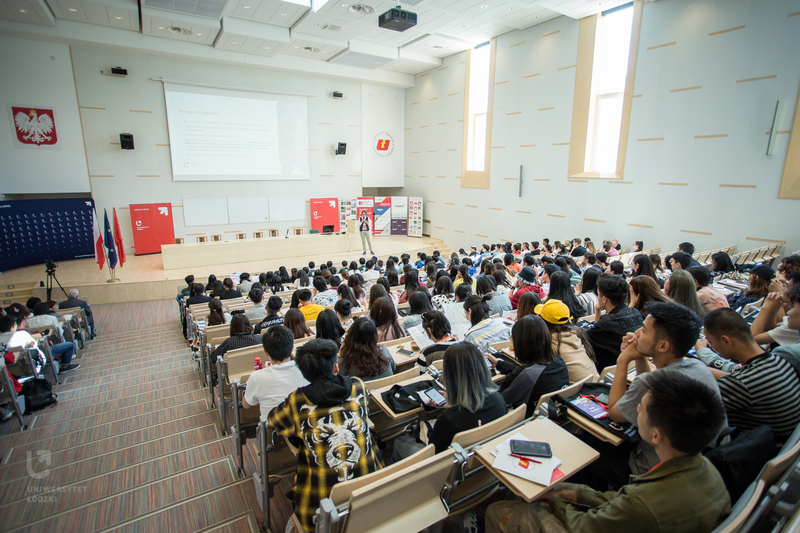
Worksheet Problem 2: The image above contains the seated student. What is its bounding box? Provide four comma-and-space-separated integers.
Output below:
243, 325, 309, 416
296, 289, 324, 322
665, 270, 706, 317
348, 274, 368, 307
210, 314, 261, 365
504, 253, 522, 274
702, 308, 800, 444
0, 313, 79, 373
476, 276, 512, 317
362, 260, 381, 282
312, 276, 339, 308
574, 267, 600, 316
675, 241, 703, 267
254, 296, 285, 334
268, 338, 383, 533
398, 269, 422, 304
486, 315, 569, 417
688, 266, 730, 314
238, 273, 253, 294
586, 274, 644, 371
27, 301, 63, 339
334, 299, 354, 331
728, 265, 776, 311
604, 302, 723, 483
487, 371, 730, 533
570, 238, 587, 257
432, 276, 456, 310
516, 291, 543, 320
463, 295, 512, 353
207, 298, 231, 327
749, 271, 800, 346
548, 272, 587, 322
402, 291, 433, 333
177, 275, 194, 300
219, 278, 243, 300
45, 300, 63, 319
185, 283, 212, 306
509, 266, 545, 309
244, 289, 267, 321
453, 264, 477, 292
454, 282, 473, 303
394, 342, 506, 460
419, 310, 457, 366
284, 308, 314, 340
669, 252, 693, 272
59, 288, 96, 337
338, 318, 396, 381
711, 251, 736, 274
773, 283, 800, 362
294, 270, 311, 289
536, 300, 598, 383
629, 276, 672, 318
607, 260, 625, 276
337, 284, 362, 312
314, 309, 345, 347
369, 297, 406, 342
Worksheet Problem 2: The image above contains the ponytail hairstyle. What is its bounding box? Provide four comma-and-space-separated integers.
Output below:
463, 294, 492, 326
207, 298, 227, 326
458, 264, 474, 287
338, 284, 360, 307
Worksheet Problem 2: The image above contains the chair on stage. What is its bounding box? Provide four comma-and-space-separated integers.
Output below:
253, 232, 264, 239
293, 228, 304, 236
196, 236, 208, 243
211, 234, 222, 242
267, 229, 279, 237
173, 238, 184, 244
235, 233, 246, 240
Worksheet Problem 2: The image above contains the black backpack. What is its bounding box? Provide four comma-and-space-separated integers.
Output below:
381, 381, 443, 414
21, 378, 58, 413
705, 425, 776, 502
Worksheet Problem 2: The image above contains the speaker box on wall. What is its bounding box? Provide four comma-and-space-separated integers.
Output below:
120, 133, 134, 150
336, 142, 346, 155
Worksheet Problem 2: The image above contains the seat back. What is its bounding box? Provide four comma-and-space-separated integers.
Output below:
711, 480, 766, 533
235, 233, 246, 240
253, 232, 264, 239
196, 236, 208, 243
452, 405, 526, 449
173, 237, 184, 244
533, 375, 592, 416
204, 323, 231, 346
341, 449, 455, 533
224, 345, 264, 384
378, 335, 412, 348
211, 234, 222, 242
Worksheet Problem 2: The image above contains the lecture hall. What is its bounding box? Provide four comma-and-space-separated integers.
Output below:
1, 0, 800, 531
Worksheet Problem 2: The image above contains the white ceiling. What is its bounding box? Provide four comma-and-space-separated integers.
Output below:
0, 0, 633, 74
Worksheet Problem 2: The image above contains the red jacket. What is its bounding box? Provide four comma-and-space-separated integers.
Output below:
510, 284, 545, 309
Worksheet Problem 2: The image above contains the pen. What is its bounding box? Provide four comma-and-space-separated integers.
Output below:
509, 454, 542, 464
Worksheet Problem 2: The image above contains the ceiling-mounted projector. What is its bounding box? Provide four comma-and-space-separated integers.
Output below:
378, 6, 417, 32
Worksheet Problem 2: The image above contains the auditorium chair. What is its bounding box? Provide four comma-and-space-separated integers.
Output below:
253, 416, 301, 532
196, 236, 208, 243
173, 238, 184, 244
231, 380, 261, 475
217, 345, 263, 435
267, 229, 279, 237
235, 233, 246, 240
364, 368, 420, 444
211, 234, 222, 242
293, 228, 304, 236
253, 232, 263, 239
0, 357, 27, 430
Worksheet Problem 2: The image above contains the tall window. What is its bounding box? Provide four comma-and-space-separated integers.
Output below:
467, 43, 491, 172
585, 5, 634, 173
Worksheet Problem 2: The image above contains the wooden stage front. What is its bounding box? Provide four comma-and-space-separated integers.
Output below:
2, 234, 449, 305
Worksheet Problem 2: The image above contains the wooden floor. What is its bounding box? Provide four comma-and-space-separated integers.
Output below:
2, 235, 450, 305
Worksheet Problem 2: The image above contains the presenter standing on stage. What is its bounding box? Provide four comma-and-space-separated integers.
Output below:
358, 210, 375, 256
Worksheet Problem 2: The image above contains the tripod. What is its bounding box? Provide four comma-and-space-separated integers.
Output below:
45, 262, 68, 301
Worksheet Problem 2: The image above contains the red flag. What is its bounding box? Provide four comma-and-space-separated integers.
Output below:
113, 208, 126, 267
93, 209, 105, 270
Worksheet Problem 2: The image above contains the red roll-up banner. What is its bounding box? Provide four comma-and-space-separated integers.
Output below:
310, 198, 339, 233
129, 203, 175, 255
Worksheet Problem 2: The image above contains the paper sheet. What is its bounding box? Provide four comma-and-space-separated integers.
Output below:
442, 302, 471, 341
406, 324, 435, 351
491, 432, 562, 486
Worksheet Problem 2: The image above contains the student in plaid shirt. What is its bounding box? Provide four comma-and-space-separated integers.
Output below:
268, 338, 384, 531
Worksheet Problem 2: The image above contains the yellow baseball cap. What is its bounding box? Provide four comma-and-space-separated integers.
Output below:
534, 299, 572, 324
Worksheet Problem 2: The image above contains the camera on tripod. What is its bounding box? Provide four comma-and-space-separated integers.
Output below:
45, 260, 58, 274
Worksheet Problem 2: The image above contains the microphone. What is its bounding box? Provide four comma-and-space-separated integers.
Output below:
285, 229, 289, 239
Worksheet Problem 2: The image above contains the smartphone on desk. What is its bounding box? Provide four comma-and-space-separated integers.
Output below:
397, 348, 415, 357
509, 440, 552, 458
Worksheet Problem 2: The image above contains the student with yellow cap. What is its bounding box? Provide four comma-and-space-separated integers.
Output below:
535, 299, 599, 384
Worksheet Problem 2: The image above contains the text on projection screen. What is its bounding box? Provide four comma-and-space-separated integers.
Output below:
163, 83, 310, 181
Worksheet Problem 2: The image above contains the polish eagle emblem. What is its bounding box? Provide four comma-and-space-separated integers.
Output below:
14, 109, 55, 145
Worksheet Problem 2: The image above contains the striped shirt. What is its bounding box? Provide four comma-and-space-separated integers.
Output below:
465, 318, 511, 354
717, 352, 800, 442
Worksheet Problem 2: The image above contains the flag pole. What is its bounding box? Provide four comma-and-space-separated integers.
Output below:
102, 208, 119, 283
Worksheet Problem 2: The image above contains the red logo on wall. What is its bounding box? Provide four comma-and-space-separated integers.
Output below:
12, 107, 58, 146
376, 139, 391, 151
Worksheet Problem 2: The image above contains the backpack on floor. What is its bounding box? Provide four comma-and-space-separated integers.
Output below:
21, 378, 57, 413
705, 425, 776, 502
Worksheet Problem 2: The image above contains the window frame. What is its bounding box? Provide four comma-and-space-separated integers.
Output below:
568, 0, 643, 180
461, 38, 497, 189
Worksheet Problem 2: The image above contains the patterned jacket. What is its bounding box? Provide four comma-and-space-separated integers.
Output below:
268, 375, 384, 531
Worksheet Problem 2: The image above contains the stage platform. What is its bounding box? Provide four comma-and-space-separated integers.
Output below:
1, 234, 449, 305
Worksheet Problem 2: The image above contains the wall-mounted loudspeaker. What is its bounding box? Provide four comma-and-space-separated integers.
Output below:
333, 91, 344, 99
335, 142, 347, 155
120, 133, 134, 150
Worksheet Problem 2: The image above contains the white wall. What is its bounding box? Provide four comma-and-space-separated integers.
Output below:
361, 84, 404, 188
0, 36, 90, 194
402, 0, 800, 255
69, 46, 369, 251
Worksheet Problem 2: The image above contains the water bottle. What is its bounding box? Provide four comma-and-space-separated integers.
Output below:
254, 357, 262, 370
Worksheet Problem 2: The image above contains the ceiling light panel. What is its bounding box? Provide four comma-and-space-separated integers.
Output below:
278, 37, 345, 56
142, 9, 220, 43
0, 0, 55, 26
50, 0, 141, 30
144, 0, 230, 20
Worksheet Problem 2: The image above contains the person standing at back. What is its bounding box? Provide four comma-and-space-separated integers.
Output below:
358, 210, 374, 256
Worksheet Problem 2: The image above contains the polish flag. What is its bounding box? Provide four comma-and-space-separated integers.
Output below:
93, 209, 105, 270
